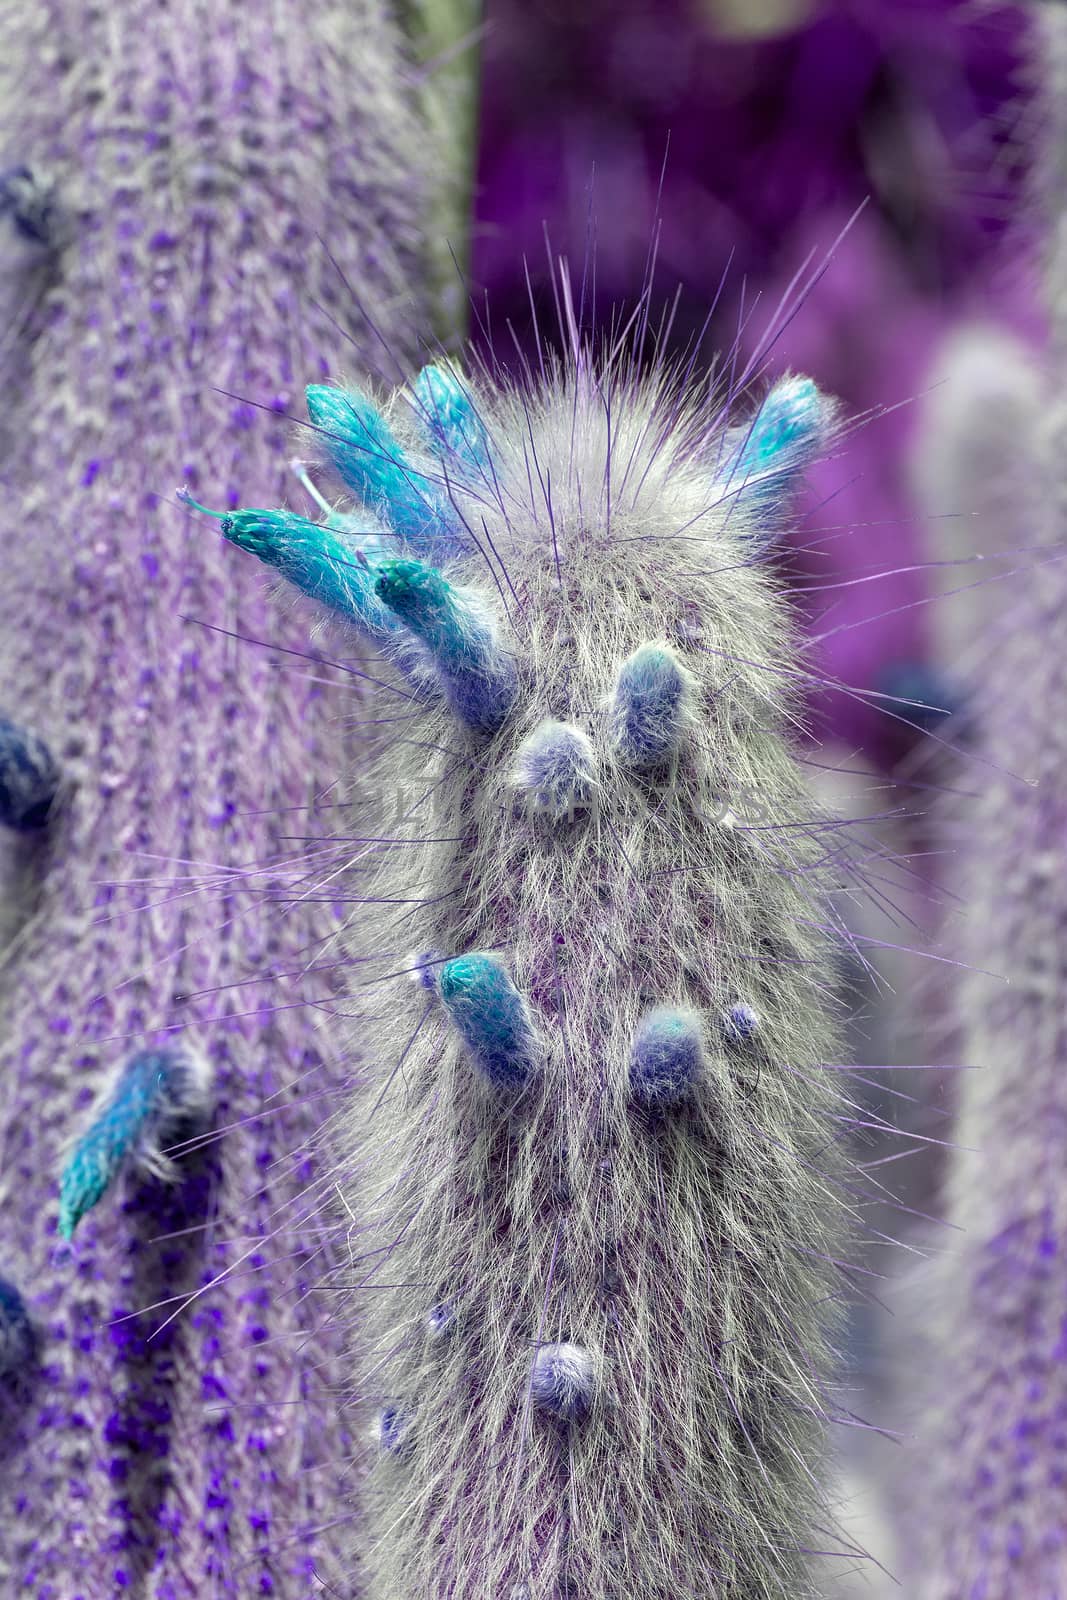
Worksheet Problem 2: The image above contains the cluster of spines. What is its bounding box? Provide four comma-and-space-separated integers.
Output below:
511, 719, 597, 822
58, 1044, 214, 1240
189, 367, 831, 734
205, 358, 840, 1594
437, 952, 538, 1091
608, 642, 695, 769
628, 1005, 707, 1110
529, 1341, 596, 1422
374, 555, 517, 732
179, 366, 524, 731
178, 497, 405, 638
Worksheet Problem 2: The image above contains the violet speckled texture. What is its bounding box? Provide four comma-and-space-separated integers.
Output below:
0, 2, 424, 1594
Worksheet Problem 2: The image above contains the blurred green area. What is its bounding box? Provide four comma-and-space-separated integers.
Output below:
398, 0, 483, 345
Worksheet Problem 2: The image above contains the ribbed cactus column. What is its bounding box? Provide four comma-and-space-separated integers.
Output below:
0, 1, 424, 1594
907, 483, 1067, 1597
212, 359, 865, 1596
906, 8, 1067, 1595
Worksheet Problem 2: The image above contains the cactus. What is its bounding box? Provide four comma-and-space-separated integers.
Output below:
209, 352, 877, 1597
905, 394, 1060, 1597
901, 8, 1067, 1595
0, 0, 428, 1593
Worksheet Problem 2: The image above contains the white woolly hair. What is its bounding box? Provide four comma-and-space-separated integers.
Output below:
322, 352, 861, 1599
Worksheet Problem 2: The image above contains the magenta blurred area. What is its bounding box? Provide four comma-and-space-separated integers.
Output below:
470, 0, 1040, 768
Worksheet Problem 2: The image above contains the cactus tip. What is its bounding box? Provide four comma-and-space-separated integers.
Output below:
58, 1044, 213, 1239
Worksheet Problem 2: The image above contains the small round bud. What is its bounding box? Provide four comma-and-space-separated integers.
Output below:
530, 1342, 594, 1423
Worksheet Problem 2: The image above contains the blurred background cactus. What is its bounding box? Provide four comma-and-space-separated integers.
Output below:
891, 6, 1067, 1596
0, 0, 430, 1593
